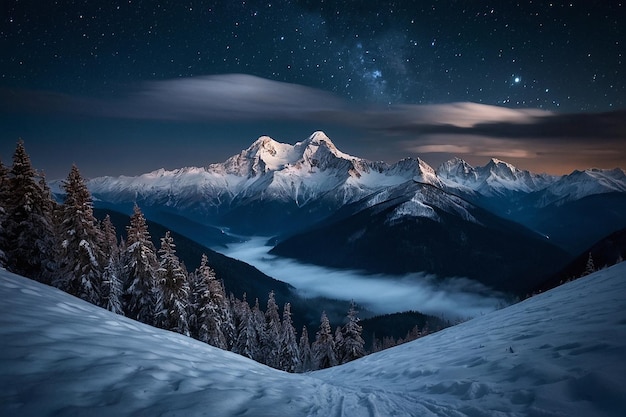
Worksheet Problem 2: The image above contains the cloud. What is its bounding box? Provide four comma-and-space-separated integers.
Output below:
115, 74, 349, 121
2, 74, 625, 174
0, 75, 348, 122
359, 104, 626, 172
370, 102, 551, 130
221, 238, 508, 321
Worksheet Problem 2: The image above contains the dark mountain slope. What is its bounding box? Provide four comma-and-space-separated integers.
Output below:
511, 192, 626, 255
533, 227, 626, 294
271, 182, 571, 296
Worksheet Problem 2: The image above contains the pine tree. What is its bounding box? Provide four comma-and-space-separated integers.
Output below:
583, 252, 596, 276
123, 204, 159, 325
0, 158, 11, 267
37, 172, 60, 282
297, 326, 312, 372
311, 311, 338, 370
191, 254, 231, 349
233, 296, 259, 360
234, 297, 264, 362
155, 231, 190, 336
334, 326, 344, 359
338, 301, 366, 364
263, 290, 282, 368
3, 141, 57, 283
55, 165, 105, 305
100, 215, 124, 314
278, 303, 300, 373
371, 333, 382, 353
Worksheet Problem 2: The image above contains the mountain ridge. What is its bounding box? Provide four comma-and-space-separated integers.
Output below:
51, 131, 626, 245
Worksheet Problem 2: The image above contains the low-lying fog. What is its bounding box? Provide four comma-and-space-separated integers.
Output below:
218, 237, 510, 321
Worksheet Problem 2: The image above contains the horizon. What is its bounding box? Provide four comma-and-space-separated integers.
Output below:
1, 2, 624, 179
1, 123, 625, 181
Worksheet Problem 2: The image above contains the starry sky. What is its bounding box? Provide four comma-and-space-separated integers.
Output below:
1, 1, 625, 178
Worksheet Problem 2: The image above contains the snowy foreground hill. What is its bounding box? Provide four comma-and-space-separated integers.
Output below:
1, 266, 625, 417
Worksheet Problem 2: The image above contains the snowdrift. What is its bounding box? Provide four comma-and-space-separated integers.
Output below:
1, 264, 625, 416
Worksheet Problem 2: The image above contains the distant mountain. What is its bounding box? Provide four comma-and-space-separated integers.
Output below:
61, 131, 626, 253
438, 157, 555, 197
85, 132, 433, 235
532, 168, 626, 207
437, 159, 626, 253
271, 181, 570, 296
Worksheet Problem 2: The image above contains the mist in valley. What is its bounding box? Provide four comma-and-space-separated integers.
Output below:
218, 237, 510, 321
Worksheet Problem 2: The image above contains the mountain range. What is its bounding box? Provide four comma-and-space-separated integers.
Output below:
66, 131, 626, 295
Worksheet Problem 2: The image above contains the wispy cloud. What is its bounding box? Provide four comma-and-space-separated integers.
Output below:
115, 74, 349, 121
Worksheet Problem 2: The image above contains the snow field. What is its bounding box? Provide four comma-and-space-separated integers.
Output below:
1, 263, 626, 416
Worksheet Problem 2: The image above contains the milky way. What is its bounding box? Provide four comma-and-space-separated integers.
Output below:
2, 1, 623, 111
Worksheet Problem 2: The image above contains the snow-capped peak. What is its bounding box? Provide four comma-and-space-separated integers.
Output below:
482, 158, 519, 180
294, 130, 356, 162
304, 130, 335, 148
534, 167, 626, 207
437, 157, 555, 196
437, 157, 477, 182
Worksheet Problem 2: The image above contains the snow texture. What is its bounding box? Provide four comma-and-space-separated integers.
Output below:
1, 264, 626, 416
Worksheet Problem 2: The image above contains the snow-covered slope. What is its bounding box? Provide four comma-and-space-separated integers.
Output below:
2, 264, 625, 416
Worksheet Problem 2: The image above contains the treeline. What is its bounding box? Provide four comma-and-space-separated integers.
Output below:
0, 140, 396, 371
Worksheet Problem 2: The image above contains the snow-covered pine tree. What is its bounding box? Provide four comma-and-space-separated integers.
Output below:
3, 141, 57, 283
371, 333, 382, 353
278, 303, 300, 373
0, 158, 8, 267
100, 215, 124, 315
37, 172, 60, 282
191, 254, 230, 349
233, 295, 256, 359
187, 270, 200, 338
251, 298, 267, 363
155, 231, 190, 336
297, 326, 312, 373
334, 326, 344, 361
55, 165, 105, 305
123, 204, 159, 325
262, 291, 282, 368
312, 311, 338, 370
234, 297, 264, 362
338, 301, 366, 364
583, 252, 596, 276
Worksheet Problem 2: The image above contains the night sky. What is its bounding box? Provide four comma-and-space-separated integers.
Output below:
1, 1, 625, 178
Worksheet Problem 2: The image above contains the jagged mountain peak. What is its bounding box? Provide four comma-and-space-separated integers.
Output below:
482, 158, 519, 178
294, 130, 355, 162
437, 157, 476, 180
437, 157, 555, 196
534, 166, 626, 207
304, 130, 334, 147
